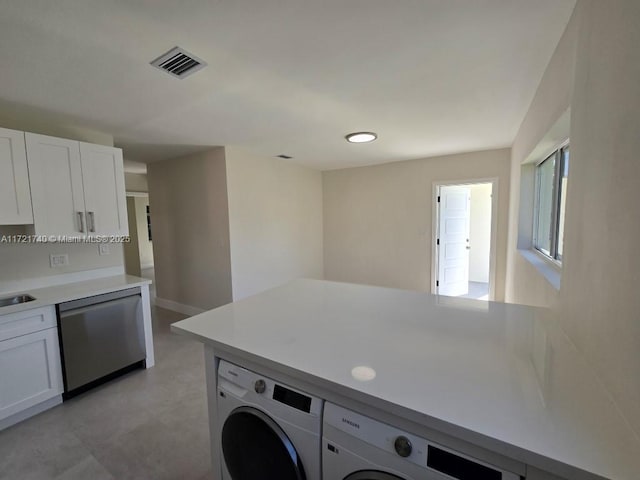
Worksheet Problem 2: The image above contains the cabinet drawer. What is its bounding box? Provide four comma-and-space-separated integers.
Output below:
0, 306, 56, 342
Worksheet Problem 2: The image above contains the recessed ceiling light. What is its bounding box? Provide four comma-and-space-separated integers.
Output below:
345, 132, 377, 143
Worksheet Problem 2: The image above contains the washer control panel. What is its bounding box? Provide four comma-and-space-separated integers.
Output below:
394, 435, 413, 457
324, 402, 428, 466
324, 403, 519, 480
254, 379, 267, 394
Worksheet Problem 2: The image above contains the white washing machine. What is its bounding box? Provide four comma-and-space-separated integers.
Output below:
323, 403, 521, 480
217, 360, 323, 480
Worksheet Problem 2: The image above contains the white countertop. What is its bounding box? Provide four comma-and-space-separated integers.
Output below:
172, 279, 640, 480
0, 274, 151, 315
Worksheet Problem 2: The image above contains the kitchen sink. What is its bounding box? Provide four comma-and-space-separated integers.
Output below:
0, 294, 36, 308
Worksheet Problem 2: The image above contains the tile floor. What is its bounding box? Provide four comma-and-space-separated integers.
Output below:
0, 307, 214, 480
459, 281, 489, 300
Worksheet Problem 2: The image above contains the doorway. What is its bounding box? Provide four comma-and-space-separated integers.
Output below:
432, 180, 497, 301
123, 193, 155, 298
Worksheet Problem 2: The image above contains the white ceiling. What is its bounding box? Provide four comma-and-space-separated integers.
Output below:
0, 0, 576, 170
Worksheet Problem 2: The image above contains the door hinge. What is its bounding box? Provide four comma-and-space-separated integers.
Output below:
437, 196, 441, 203
437, 238, 440, 245
436, 280, 440, 287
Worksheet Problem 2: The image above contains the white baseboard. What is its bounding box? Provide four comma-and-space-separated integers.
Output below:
0, 266, 126, 295
0, 396, 62, 431
155, 297, 205, 317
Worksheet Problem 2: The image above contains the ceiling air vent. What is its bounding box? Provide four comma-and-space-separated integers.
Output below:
150, 47, 207, 79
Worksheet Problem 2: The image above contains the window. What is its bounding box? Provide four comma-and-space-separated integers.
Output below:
533, 143, 569, 262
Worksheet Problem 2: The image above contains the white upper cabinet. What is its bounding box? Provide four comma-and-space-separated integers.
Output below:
0, 127, 33, 224
80, 142, 128, 236
26, 133, 86, 236
25, 132, 128, 237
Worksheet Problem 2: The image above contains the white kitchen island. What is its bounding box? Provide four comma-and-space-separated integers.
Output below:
171, 279, 640, 480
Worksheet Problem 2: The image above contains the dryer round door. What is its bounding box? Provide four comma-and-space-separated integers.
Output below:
221, 406, 306, 480
343, 472, 405, 480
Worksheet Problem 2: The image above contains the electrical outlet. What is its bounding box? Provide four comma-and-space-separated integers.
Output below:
99, 244, 110, 256
50, 254, 69, 268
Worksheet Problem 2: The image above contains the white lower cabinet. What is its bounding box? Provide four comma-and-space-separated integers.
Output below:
0, 307, 63, 427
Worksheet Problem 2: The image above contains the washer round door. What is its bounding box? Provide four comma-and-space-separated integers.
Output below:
344, 471, 406, 480
221, 406, 306, 480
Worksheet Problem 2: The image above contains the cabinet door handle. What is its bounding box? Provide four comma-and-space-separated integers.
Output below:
88, 211, 96, 233
77, 211, 85, 233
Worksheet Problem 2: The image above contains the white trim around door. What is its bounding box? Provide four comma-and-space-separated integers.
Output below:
431, 178, 499, 301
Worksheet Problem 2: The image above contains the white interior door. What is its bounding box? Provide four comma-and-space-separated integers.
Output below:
437, 186, 471, 297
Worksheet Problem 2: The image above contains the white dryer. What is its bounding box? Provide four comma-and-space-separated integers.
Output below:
217, 360, 323, 480
323, 403, 520, 480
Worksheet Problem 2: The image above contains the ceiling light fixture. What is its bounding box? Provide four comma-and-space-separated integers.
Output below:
345, 132, 377, 143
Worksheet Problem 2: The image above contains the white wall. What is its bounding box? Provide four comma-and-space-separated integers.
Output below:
0, 102, 114, 148
323, 149, 510, 300
561, 0, 640, 436
124, 173, 148, 193
148, 148, 233, 310
505, 0, 640, 436
468, 183, 492, 283
0, 232, 124, 286
505, 6, 578, 307
225, 147, 324, 300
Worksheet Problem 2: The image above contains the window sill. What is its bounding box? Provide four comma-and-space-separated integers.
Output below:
518, 249, 561, 291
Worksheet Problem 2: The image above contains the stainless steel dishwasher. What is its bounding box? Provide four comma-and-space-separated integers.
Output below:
57, 287, 146, 399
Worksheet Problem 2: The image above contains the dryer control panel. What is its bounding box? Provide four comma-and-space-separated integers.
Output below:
218, 360, 323, 417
